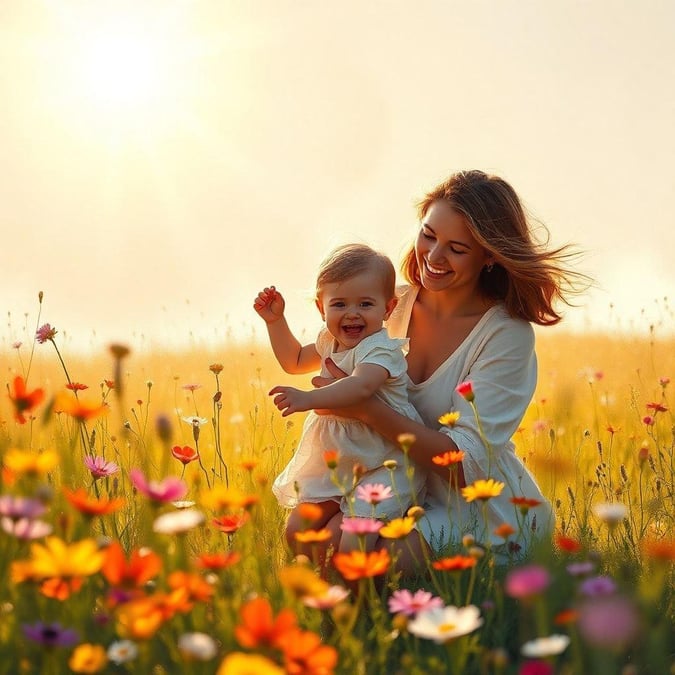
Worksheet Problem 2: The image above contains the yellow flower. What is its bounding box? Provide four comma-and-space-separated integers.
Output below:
396, 433, 416, 452
22, 537, 104, 579
438, 411, 461, 427
200, 485, 258, 511
294, 528, 333, 544
3, 448, 59, 476
68, 644, 108, 673
379, 516, 416, 539
279, 564, 330, 599
461, 478, 505, 503
217, 652, 284, 675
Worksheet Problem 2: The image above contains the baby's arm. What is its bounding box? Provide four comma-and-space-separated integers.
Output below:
270, 362, 389, 416
253, 286, 321, 374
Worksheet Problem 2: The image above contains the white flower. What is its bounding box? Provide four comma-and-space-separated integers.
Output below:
177, 632, 218, 661
153, 509, 205, 535
172, 500, 196, 510
182, 415, 208, 426
593, 502, 628, 526
521, 634, 571, 658
407, 605, 483, 644
302, 585, 351, 609
107, 640, 138, 664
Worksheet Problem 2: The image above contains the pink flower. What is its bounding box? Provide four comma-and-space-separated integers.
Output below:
354, 483, 393, 505
504, 564, 551, 599
659, 376, 670, 387
642, 415, 655, 426
130, 469, 187, 503
84, 456, 120, 479
578, 575, 617, 597
566, 561, 595, 576
340, 517, 384, 535
0, 495, 47, 519
388, 589, 444, 617
456, 381, 475, 402
1, 517, 52, 540
302, 586, 350, 609
182, 384, 202, 392
35, 323, 57, 343
577, 595, 640, 650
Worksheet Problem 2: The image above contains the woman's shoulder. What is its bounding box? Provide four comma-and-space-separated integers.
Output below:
479, 304, 535, 348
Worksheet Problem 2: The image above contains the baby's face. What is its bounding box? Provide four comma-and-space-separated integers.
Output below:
316, 270, 397, 352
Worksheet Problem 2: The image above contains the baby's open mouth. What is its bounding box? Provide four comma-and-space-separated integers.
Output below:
342, 325, 364, 337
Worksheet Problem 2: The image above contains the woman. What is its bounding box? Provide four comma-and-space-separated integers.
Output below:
312, 170, 585, 570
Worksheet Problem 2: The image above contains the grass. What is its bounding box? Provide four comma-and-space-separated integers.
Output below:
0, 318, 673, 674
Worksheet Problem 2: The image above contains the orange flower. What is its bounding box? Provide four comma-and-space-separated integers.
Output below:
102, 542, 162, 588
167, 571, 214, 605
64, 488, 125, 516
323, 450, 339, 469
510, 496, 543, 514
54, 393, 107, 422
294, 528, 333, 544
171, 445, 199, 465
239, 458, 258, 471
555, 534, 582, 553
213, 513, 250, 533
332, 549, 391, 581
554, 608, 579, 625
196, 551, 241, 570
494, 523, 516, 539
65, 382, 89, 391
115, 595, 165, 640
432, 555, 477, 572
642, 538, 675, 561
432, 450, 465, 466
234, 597, 297, 650
280, 628, 338, 675
40, 576, 84, 601
298, 503, 324, 523
7, 376, 45, 424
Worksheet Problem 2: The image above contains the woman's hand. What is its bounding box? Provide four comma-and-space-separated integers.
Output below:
311, 358, 370, 420
310, 357, 345, 389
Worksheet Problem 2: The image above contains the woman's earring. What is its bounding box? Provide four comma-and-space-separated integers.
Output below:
486, 262, 494, 273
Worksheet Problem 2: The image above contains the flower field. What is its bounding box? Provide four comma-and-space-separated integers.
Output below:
1, 313, 673, 674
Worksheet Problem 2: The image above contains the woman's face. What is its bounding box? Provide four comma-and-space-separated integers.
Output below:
414, 200, 491, 294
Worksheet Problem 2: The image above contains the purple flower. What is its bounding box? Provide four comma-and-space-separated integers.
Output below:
388, 589, 444, 617
35, 324, 57, 344
579, 575, 617, 597
1, 517, 52, 540
22, 621, 79, 647
566, 561, 595, 577
577, 595, 640, 650
130, 469, 187, 503
340, 517, 384, 535
0, 495, 47, 520
504, 564, 551, 599
84, 455, 120, 480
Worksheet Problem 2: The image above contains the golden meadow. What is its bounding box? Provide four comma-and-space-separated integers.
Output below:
1, 309, 673, 674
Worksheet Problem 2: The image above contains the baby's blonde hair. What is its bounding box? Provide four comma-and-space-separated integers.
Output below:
316, 244, 396, 300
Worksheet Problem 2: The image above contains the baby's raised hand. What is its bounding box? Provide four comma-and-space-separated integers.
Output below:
253, 286, 285, 324
269, 385, 312, 417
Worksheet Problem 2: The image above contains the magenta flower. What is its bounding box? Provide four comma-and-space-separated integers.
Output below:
0, 495, 47, 520
22, 621, 79, 647
519, 661, 554, 675
35, 323, 58, 344
577, 595, 640, 650
1, 517, 52, 540
130, 469, 187, 503
566, 561, 595, 576
388, 589, 444, 617
578, 575, 617, 597
340, 517, 384, 535
84, 455, 120, 480
355, 483, 393, 505
504, 564, 551, 599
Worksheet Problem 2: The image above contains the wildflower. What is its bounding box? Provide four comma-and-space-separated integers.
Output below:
3, 448, 59, 477
107, 640, 138, 665
510, 496, 543, 515
432, 555, 477, 572
383, 459, 398, 470
295, 528, 333, 544
302, 585, 350, 610
153, 509, 205, 535
0, 495, 47, 520
297, 503, 324, 523
554, 608, 579, 625
54, 394, 108, 422
201, 485, 259, 511
397, 433, 416, 451
7, 376, 45, 424
12, 340, 22, 349
217, 652, 284, 675
209, 363, 224, 374
461, 478, 504, 502
84, 456, 119, 480
22, 621, 78, 647
354, 483, 393, 504
130, 469, 187, 503
593, 502, 628, 527
101, 542, 162, 588
566, 561, 595, 576
455, 380, 475, 402
196, 551, 241, 570
555, 535, 582, 553
577, 595, 640, 650
178, 632, 218, 661
380, 516, 416, 539
109, 343, 130, 359
65, 382, 89, 391
646, 401, 668, 413
103, 379, 115, 389
1, 517, 52, 540
182, 415, 208, 427
519, 662, 554, 675
213, 513, 250, 533
494, 523, 516, 539
234, 597, 297, 650
115, 596, 166, 640
281, 628, 339, 675
68, 644, 108, 673
432, 450, 465, 466
504, 565, 551, 599
168, 571, 214, 605
279, 564, 330, 599
35, 323, 57, 343
171, 445, 199, 465
659, 376, 670, 387
438, 411, 461, 426
323, 449, 339, 469
388, 589, 444, 617
579, 575, 617, 597
240, 458, 258, 471
521, 634, 570, 658
407, 604, 483, 643
64, 488, 125, 516
333, 549, 391, 580
642, 415, 655, 426
642, 538, 675, 561
340, 517, 383, 535
407, 505, 425, 521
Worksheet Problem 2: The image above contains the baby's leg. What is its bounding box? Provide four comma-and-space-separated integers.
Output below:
285, 500, 341, 554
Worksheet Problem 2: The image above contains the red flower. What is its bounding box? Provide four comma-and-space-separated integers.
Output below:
65, 382, 89, 391
196, 551, 241, 570
455, 381, 475, 402
8, 376, 45, 424
213, 513, 250, 533
646, 402, 668, 413
171, 445, 199, 465
555, 534, 582, 553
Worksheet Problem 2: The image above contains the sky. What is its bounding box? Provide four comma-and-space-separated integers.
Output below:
1, 0, 674, 353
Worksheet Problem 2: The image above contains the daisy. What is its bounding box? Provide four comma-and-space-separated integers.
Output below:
177, 632, 218, 661
521, 634, 571, 658
387, 589, 444, 617
107, 640, 138, 665
354, 483, 393, 504
153, 509, 205, 535
407, 605, 483, 643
